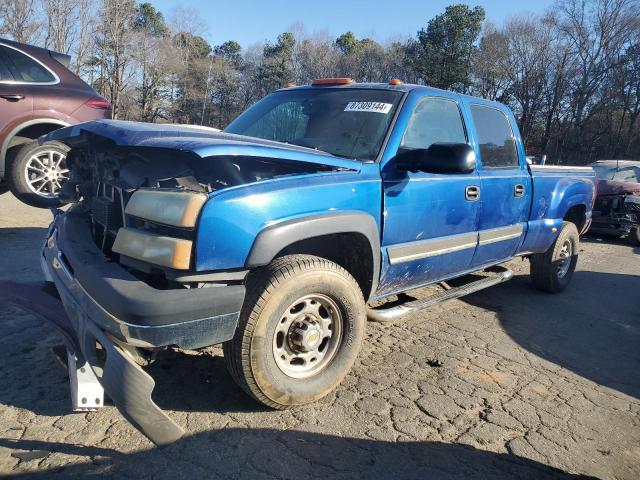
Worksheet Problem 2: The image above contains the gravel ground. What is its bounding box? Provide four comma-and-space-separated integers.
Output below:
0, 191, 639, 479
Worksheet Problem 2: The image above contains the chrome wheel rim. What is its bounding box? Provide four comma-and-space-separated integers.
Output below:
273, 294, 343, 379
556, 240, 573, 278
24, 149, 69, 198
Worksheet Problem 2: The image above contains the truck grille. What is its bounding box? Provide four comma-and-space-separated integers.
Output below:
90, 182, 130, 253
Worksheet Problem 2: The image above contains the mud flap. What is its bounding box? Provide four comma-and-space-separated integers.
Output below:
79, 320, 185, 446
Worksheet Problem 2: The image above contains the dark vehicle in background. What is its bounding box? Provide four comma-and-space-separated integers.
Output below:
0, 38, 111, 208
590, 160, 640, 245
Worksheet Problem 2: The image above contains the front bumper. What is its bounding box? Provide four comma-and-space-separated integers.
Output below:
41, 208, 246, 445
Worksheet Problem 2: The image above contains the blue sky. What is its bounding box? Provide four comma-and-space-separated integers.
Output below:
151, 0, 555, 47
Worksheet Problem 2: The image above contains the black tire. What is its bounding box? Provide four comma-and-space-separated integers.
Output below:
6, 140, 70, 208
223, 254, 366, 409
628, 227, 640, 246
530, 221, 579, 293
0, 183, 8, 195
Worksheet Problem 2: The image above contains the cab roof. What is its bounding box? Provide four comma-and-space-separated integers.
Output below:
279, 81, 508, 110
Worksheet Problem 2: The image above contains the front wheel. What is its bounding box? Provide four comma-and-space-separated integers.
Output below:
6, 140, 70, 208
530, 221, 579, 293
223, 255, 366, 409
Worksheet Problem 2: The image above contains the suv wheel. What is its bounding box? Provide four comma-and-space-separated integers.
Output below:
7, 140, 70, 208
223, 255, 366, 409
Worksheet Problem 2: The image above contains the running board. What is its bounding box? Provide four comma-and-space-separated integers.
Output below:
367, 266, 513, 323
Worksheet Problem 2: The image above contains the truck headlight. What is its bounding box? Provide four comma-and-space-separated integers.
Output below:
112, 227, 192, 270
125, 190, 208, 228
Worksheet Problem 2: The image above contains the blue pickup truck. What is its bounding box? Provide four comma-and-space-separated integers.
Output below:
41, 79, 596, 444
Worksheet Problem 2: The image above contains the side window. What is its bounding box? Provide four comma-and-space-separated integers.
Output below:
0, 45, 55, 83
243, 101, 308, 143
400, 97, 466, 151
0, 49, 14, 81
471, 105, 518, 168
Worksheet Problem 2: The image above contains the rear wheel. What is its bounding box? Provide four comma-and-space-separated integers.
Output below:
223, 254, 366, 409
6, 140, 70, 208
530, 221, 579, 293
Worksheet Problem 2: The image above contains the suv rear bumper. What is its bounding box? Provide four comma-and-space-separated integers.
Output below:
41, 208, 246, 445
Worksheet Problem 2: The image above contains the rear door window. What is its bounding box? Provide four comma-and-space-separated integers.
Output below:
0, 45, 56, 83
471, 105, 519, 168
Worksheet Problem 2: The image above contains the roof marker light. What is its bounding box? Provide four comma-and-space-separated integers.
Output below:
312, 77, 353, 85
282, 82, 295, 88
389, 79, 402, 85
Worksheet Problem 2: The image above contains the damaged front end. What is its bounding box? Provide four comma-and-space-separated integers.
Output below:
37, 122, 357, 445
591, 192, 640, 239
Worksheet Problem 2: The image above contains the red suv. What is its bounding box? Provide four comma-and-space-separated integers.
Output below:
0, 38, 111, 207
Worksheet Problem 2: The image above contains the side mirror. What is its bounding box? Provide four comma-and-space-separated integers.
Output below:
396, 143, 476, 174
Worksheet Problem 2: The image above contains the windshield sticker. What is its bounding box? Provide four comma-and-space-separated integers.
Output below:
344, 102, 393, 114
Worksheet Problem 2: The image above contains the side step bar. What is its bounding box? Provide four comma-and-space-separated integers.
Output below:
367, 266, 513, 323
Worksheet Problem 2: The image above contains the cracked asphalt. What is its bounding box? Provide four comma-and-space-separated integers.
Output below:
0, 192, 639, 479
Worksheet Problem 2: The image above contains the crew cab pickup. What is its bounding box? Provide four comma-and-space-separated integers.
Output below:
40, 79, 596, 445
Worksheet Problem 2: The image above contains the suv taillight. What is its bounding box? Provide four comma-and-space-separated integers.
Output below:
85, 97, 112, 110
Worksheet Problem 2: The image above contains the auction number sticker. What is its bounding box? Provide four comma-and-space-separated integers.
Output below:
344, 102, 393, 114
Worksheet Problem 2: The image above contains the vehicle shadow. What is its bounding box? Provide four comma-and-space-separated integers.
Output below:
147, 348, 271, 414
0, 429, 596, 479
460, 270, 640, 399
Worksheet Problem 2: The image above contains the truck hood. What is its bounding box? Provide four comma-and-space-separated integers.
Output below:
45, 119, 361, 172
597, 179, 640, 196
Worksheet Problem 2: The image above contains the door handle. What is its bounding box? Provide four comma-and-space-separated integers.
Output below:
465, 185, 480, 201
0, 94, 25, 102
514, 184, 525, 197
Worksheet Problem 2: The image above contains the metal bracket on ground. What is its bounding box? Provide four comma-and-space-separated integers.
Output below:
67, 349, 104, 411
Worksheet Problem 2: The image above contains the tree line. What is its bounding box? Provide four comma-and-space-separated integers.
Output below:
1, 0, 638, 164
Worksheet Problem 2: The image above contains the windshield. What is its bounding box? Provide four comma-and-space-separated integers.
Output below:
225, 88, 403, 160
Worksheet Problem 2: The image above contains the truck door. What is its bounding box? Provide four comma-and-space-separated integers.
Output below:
468, 104, 531, 267
378, 93, 480, 297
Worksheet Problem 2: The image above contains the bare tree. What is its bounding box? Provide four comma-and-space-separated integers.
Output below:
0, 0, 41, 43
95, 0, 136, 119
502, 16, 555, 144
42, 0, 75, 53
472, 22, 510, 101
554, 0, 640, 156
72, 0, 96, 76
